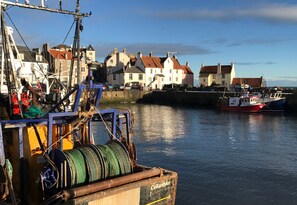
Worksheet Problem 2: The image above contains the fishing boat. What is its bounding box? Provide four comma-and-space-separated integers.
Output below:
260, 92, 286, 112
217, 94, 264, 113
0, 1, 177, 205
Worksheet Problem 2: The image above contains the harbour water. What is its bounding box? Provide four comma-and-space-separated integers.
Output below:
95, 104, 297, 205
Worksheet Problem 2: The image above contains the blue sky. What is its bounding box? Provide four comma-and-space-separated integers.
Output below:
5, 0, 297, 86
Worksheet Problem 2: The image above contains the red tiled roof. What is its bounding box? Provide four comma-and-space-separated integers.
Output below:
200, 65, 232, 74
181, 65, 193, 74
142, 56, 162, 68
141, 55, 183, 70
232, 77, 263, 87
49, 49, 73, 60
221, 66, 232, 74
172, 57, 183, 70
200, 66, 217, 73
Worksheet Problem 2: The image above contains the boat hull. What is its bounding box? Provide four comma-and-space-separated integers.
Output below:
219, 104, 264, 113
262, 98, 286, 112
49, 167, 178, 205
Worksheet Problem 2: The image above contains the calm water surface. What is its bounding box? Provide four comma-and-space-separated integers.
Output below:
96, 104, 297, 205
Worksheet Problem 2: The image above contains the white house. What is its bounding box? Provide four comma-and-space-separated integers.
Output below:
111, 65, 145, 87
135, 52, 184, 90
18, 46, 49, 90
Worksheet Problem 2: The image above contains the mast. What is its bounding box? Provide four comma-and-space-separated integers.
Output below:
0, 0, 90, 113
68, 0, 82, 90
0, 0, 90, 17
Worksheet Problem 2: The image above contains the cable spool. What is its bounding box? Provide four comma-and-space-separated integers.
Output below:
96, 144, 121, 177
107, 141, 132, 175
76, 146, 102, 183
64, 149, 87, 186
86, 144, 108, 179
48, 141, 133, 191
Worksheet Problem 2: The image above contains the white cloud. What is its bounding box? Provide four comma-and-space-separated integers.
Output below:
155, 4, 297, 23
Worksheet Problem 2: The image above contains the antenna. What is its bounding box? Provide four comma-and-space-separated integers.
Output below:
167, 51, 178, 58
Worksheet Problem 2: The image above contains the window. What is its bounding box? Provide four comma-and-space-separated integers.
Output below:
129, 74, 133, 80
170, 69, 172, 74
110, 59, 113, 64
222, 74, 225, 79
151, 69, 153, 74
113, 74, 116, 80
176, 77, 178, 81
139, 74, 143, 80
169, 77, 172, 81
81, 67, 85, 72
203, 79, 206, 82
176, 69, 178, 74
222, 80, 225, 85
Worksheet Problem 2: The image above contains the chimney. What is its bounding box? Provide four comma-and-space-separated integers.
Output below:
149, 52, 153, 57
186, 62, 189, 67
113, 48, 118, 55
138, 52, 142, 59
167, 52, 170, 58
217, 63, 221, 74
201, 63, 204, 68
123, 48, 127, 54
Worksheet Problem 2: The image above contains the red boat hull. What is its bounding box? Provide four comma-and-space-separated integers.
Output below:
219, 104, 264, 113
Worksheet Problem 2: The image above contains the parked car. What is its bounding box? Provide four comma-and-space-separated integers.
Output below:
103, 84, 113, 91
113, 84, 125, 91
125, 82, 141, 90
162, 83, 179, 91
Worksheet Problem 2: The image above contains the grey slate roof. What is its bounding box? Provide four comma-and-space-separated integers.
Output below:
113, 66, 144, 74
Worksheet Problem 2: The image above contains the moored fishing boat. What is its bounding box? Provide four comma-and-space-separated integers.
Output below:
0, 1, 177, 204
260, 92, 286, 112
217, 94, 264, 113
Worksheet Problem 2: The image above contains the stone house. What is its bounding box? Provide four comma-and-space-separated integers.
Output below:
199, 63, 235, 87
42, 43, 88, 85
231, 77, 266, 91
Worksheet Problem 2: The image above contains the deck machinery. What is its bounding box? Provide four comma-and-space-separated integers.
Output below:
0, 1, 178, 204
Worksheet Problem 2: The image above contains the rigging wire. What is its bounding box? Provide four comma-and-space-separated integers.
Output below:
5, 11, 47, 78
4, 10, 76, 89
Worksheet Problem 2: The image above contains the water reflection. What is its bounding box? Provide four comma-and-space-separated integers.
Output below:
94, 104, 297, 205
134, 105, 188, 143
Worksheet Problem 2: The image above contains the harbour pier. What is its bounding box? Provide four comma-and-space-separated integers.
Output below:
101, 90, 297, 112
